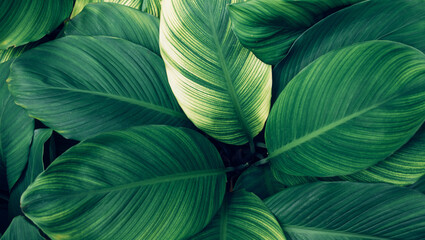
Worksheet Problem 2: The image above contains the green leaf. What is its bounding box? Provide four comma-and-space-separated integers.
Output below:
0, 0, 73, 49
64, 3, 160, 55
191, 190, 286, 240
160, 0, 272, 145
410, 175, 425, 194
8, 129, 52, 219
0, 62, 34, 190
265, 182, 425, 239
273, 0, 425, 99
228, 0, 363, 65
0, 216, 43, 240
21, 125, 226, 240
266, 41, 425, 177
272, 168, 317, 188
70, 0, 144, 18
8, 36, 191, 141
336, 124, 425, 185
142, 0, 162, 17
234, 164, 285, 199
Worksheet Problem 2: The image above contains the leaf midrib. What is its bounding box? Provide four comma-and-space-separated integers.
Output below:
35, 86, 188, 120
48, 168, 226, 198
208, 13, 253, 143
283, 225, 389, 240
269, 97, 395, 159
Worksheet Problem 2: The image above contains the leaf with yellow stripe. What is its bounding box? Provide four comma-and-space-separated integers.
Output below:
160, 0, 272, 146
21, 125, 226, 240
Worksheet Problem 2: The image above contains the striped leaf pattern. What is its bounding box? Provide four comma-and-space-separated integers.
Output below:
8, 36, 191, 141
273, 0, 425, 99
0, 0, 73, 49
70, 0, 144, 18
0, 216, 44, 240
266, 41, 425, 177
142, 0, 162, 18
410, 175, 425, 193
265, 182, 425, 239
190, 190, 286, 240
21, 125, 227, 240
228, 0, 363, 65
160, 0, 272, 145
64, 3, 160, 55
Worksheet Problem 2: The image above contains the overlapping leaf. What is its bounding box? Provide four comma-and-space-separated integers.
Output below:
64, 3, 160, 55
70, 0, 144, 18
160, 0, 272, 145
8, 36, 191, 141
142, 0, 162, 17
266, 41, 425, 177
191, 190, 285, 240
21, 125, 226, 240
266, 182, 425, 239
8, 129, 52, 219
0, 0, 73, 49
273, 0, 425, 99
228, 0, 363, 65
0, 216, 43, 240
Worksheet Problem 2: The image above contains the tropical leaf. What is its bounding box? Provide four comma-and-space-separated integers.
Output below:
265, 182, 425, 239
228, 0, 363, 65
142, 0, 162, 17
8, 129, 52, 219
160, 0, 272, 146
272, 168, 317, 188
334, 124, 425, 185
234, 164, 285, 199
8, 35, 191, 141
70, 0, 144, 18
0, 216, 43, 240
410, 175, 425, 194
21, 125, 226, 240
190, 190, 286, 240
266, 41, 425, 177
273, 0, 425, 99
64, 3, 160, 55
0, 0, 73, 49
0, 62, 34, 190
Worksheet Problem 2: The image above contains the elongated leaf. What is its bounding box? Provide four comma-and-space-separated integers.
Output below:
71, 0, 144, 18
8, 129, 52, 219
0, 0, 73, 49
64, 3, 160, 55
336, 124, 425, 185
266, 41, 425, 177
21, 125, 226, 240
0, 216, 43, 240
228, 0, 363, 65
234, 164, 285, 199
272, 168, 317, 187
142, 0, 162, 17
160, 0, 272, 145
191, 190, 286, 239
0, 62, 34, 190
273, 0, 425, 99
8, 36, 190, 141
266, 182, 425, 239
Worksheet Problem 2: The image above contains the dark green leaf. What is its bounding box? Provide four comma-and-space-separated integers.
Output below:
0, 216, 43, 240
266, 182, 425, 239
21, 125, 226, 240
70, 0, 144, 18
9, 36, 191, 141
410, 175, 425, 193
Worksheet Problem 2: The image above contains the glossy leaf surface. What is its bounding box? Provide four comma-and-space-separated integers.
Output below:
21, 126, 226, 240
9, 36, 190, 141
160, 0, 272, 145
266, 41, 425, 177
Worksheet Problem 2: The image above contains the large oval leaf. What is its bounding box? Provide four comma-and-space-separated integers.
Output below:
21, 125, 226, 240
265, 182, 425, 239
266, 41, 425, 177
70, 0, 144, 18
160, 0, 272, 145
191, 190, 286, 239
64, 3, 160, 55
0, 0, 73, 49
8, 36, 191, 141
273, 0, 425, 99
228, 0, 363, 65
